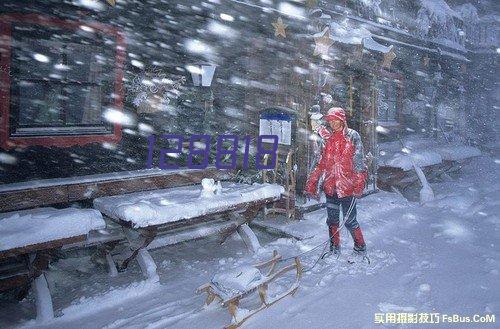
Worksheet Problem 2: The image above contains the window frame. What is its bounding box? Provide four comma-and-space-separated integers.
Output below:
0, 13, 126, 149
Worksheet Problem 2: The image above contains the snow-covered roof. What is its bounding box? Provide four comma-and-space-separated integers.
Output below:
319, 7, 469, 62
310, 18, 391, 54
93, 182, 284, 228
0, 208, 105, 252
419, 0, 461, 21
327, 20, 371, 45
363, 36, 392, 53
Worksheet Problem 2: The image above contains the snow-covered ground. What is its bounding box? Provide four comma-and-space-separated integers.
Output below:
0, 155, 498, 329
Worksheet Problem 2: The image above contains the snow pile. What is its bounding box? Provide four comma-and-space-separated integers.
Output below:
0, 208, 105, 252
93, 182, 284, 228
199, 178, 222, 198
211, 266, 263, 296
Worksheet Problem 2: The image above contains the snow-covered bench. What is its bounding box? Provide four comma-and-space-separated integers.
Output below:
93, 181, 285, 281
377, 137, 481, 190
0, 208, 105, 322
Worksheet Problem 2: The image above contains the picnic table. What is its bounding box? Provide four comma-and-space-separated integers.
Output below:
0, 207, 105, 321
93, 181, 285, 281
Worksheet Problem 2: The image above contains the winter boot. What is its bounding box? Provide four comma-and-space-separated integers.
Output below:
348, 227, 369, 264
329, 224, 341, 255
349, 227, 366, 254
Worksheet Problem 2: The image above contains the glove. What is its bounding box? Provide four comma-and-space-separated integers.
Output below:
353, 171, 368, 196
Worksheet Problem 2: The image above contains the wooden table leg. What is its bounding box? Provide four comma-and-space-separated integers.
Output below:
120, 227, 158, 281
220, 203, 263, 253
98, 241, 119, 277
237, 224, 261, 253
29, 251, 53, 322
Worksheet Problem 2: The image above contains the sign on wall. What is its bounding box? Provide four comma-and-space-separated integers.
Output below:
259, 113, 292, 145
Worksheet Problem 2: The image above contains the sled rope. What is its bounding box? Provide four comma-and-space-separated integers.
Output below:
279, 197, 357, 273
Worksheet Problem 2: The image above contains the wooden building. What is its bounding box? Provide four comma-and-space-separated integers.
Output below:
0, 0, 494, 196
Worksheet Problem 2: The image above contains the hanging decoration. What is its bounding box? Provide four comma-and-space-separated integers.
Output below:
313, 27, 333, 57
346, 56, 353, 67
381, 45, 396, 69
354, 43, 364, 61
348, 75, 354, 117
422, 54, 430, 68
460, 62, 467, 74
306, 0, 318, 8
272, 17, 288, 39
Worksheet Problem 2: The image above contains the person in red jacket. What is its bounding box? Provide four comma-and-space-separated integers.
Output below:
305, 107, 368, 256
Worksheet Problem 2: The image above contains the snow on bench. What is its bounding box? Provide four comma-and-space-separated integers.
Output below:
92, 180, 285, 281
0, 207, 105, 322
434, 145, 481, 161
93, 182, 284, 228
379, 137, 481, 171
0, 207, 105, 255
381, 151, 442, 172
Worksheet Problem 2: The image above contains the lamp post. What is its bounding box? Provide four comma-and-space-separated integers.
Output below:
186, 64, 217, 132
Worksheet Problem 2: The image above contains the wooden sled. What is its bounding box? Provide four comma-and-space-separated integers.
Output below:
196, 250, 302, 328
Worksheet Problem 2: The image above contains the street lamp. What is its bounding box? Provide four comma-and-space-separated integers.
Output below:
187, 63, 217, 87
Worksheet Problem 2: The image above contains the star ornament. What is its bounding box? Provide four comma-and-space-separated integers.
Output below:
272, 17, 287, 38
314, 27, 334, 57
382, 45, 396, 69
106, 0, 116, 5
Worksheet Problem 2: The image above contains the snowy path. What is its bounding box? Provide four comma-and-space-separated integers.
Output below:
1, 156, 498, 329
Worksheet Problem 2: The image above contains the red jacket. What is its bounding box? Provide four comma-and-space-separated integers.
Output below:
305, 124, 367, 198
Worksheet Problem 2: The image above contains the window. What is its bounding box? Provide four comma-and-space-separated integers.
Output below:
376, 76, 403, 126
0, 14, 125, 149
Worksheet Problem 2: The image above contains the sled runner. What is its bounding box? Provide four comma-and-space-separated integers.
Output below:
196, 250, 302, 328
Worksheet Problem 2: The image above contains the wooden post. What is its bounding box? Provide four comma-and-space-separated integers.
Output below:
29, 252, 54, 322
33, 273, 54, 322
349, 75, 354, 117
121, 227, 158, 281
